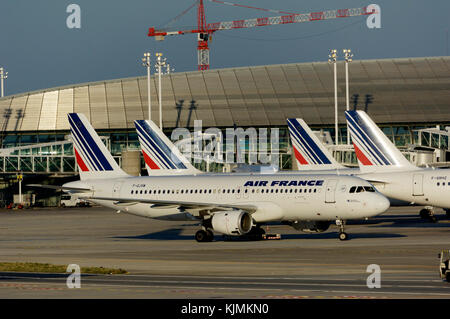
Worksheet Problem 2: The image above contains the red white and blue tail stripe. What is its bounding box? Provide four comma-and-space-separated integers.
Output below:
68, 113, 127, 180
134, 120, 200, 175
287, 118, 344, 170
345, 110, 417, 172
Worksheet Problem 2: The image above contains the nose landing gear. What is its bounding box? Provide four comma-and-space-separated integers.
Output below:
336, 219, 349, 241
419, 207, 437, 223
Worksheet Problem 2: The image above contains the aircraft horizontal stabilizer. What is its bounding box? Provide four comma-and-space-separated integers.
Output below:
27, 184, 92, 192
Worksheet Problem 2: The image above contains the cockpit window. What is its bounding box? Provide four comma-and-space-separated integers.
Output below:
356, 186, 364, 193
364, 186, 375, 192
349, 186, 357, 193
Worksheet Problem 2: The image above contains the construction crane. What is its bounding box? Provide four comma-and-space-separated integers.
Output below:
148, 0, 375, 71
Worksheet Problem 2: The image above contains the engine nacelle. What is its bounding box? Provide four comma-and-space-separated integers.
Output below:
211, 211, 253, 236
289, 220, 330, 233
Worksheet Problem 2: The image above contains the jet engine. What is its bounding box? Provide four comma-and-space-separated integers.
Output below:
210, 211, 253, 236
289, 220, 330, 233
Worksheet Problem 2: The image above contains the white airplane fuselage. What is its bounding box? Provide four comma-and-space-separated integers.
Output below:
66, 173, 389, 223
359, 169, 450, 208
290, 167, 450, 209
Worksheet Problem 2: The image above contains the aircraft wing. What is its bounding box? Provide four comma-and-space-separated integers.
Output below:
27, 184, 92, 192
82, 195, 258, 214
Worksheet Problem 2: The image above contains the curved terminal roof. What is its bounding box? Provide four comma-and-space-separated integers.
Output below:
0, 56, 449, 132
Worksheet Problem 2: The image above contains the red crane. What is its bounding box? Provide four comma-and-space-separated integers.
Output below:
148, 1, 375, 71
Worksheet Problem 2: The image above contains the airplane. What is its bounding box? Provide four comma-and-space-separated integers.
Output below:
287, 114, 450, 221
42, 113, 390, 242
345, 110, 450, 221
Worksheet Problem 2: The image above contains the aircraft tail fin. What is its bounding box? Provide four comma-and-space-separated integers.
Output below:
134, 120, 201, 175
345, 110, 418, 172
68, 113, 128, 180
287, 118, 345, 170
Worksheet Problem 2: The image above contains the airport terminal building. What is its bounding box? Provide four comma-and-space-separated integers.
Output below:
0, 56, 449, 205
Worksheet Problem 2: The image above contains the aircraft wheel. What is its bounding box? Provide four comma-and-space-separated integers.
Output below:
419, 208, 436, 222
339, 232, 348, 241
195, 230, 209, 242
419, 209, 429, 219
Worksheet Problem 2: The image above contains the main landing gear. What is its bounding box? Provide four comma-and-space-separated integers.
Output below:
336, 219, 348, 241
195, 229, 214, 242
419, 207, 437, 223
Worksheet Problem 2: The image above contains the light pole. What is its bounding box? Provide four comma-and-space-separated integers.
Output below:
0, 67, 8, 98
155, 53, 173, 130
328, 49, 338, 145
142, 53, 152, 121
343, 49, 353, 145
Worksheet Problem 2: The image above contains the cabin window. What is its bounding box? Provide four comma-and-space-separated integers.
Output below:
275, 189, 278, 193
437, 182, 440, 186
314, 189, 317, 193
131, 190, 134, 194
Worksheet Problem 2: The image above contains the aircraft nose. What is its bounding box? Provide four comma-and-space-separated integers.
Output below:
374, 193, 390, 214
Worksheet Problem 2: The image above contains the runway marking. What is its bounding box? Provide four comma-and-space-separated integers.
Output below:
4, 275, 447, 289
2, 279, 449, 297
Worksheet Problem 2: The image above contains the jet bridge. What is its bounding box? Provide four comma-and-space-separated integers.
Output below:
0, 136, 121, 175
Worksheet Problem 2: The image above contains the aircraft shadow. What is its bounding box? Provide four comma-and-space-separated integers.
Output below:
113, 228, 406, 241
361, 215, 450, 229
113, 228, 193, 241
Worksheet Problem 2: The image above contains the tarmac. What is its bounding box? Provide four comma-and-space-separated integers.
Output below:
0, 205, 449, 299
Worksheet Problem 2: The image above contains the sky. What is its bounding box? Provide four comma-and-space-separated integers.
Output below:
0, 0, 449, 95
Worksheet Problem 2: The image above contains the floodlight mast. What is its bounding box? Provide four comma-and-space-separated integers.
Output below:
142, 53, 152, 121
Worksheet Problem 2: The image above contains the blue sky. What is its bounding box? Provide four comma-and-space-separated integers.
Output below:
0, 0, 449, 95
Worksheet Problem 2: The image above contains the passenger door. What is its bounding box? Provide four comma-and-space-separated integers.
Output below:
412, 174, 424, 196
325, 179, 338, 203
